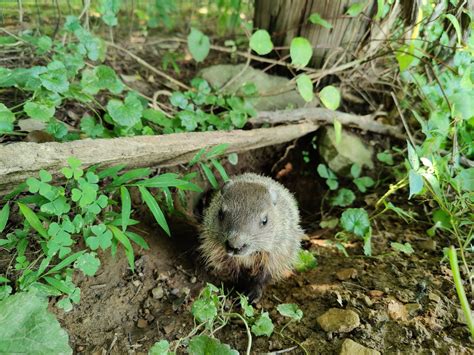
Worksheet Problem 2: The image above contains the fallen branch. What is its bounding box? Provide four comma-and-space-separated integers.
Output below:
252, 107, 404, 139
0, 123, 318, 194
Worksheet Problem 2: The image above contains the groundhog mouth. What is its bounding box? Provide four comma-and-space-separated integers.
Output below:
224, 241, 250, 257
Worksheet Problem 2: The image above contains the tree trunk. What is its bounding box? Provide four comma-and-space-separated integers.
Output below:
253, 0, 420, 68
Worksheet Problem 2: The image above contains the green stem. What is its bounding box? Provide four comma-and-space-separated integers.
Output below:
227, 312, 252, 355
447, 246, 474, 340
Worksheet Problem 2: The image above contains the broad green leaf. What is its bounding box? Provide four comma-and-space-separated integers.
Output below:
17, 203, 48, 238
331, 188, 355, 207
74, 252, 100, 276
450, 91, 474, 121
121, 186, 131, 232
377, 151, 394, 165
187, 28, 210, 63
351, 164, 361, 178
309, 13, 332, 29
408, 169, 423, 198
39, 61, 69, 93
296, 74, 314, 102
251, 312, 274, 337
149, 340, 170, 355
354, 176, 375, 193
0, 104, 15, 133
290, 37, 313, 68
454, 168, 473, 192
142, 109, 172, 128
407, 142, 419, 170
80, 115, 105, 138
24, 101, 55, 121
191, 298, 217, 323
0, 292, 72, 354
107, 93, 143, 127
319, 85, 340, 110
87, 224, 113, 250
333, 119, 342, 144
391, 242, 414, 255
277, 303, 303, 321
340, 208, 370, 237
396, 45, 416, 72
200, 163, 218, 189
346, 2, 367, 16
319, 217, 339, 229
294, 249, 317, 272
228, 153, 238, 165
0, 203, 9, 233
375, 0, 384, 20
138, 186, 170, 236
188, 335, 238, 355
249, 29, 273, 55
445, 14, 462, 46
99, 0, 122, 26
317, 163, 329, 178
240, 294, 254, 317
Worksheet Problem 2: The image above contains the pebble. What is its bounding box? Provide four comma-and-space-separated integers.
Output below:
428, 292, 441, 303
368, 290, 384, 298
152, 286, 164, 299
137, 319, 148, 329
336, 268, 358, 281
417, 239, 437, 251
132, 280, 141, 287
405, 303, 421, 315
387, 300, 408, 321
339, 339, 380, 355
317, 308, 360, 333
190, 276, 197, 283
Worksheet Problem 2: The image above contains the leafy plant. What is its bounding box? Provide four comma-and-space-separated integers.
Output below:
317, 163, 338, 190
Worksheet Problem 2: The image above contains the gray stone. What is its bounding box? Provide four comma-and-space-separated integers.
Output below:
152, 286, 164, 299
317, 308, 360, 333
319, 127, 374, 174
199, 64, 317, 111
340, 339, 380, 355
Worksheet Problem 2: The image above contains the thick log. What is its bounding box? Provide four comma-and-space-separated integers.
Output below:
0, 123, 319, 193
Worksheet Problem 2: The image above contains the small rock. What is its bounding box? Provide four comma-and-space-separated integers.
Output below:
152, 286, 164, 299
18, 119, 47, 132
387, 300, 408, 321
132, 280, 141, 287
405, 303, 421, 315
456, 308, 474, 325
417, 239, 437, 251
137, 319, 148, 329
171, 288, 181, 296
77, 346, 84, 352
368, 290, 384, 298
363, 295, 374, 307
340, 339, 381, 355
190, 276, 197, 283
317, 308, 360, 333
164, 323, 175, 335
182, 287, 191, 296
428, 292, 441, 303
336, 268, 358, 281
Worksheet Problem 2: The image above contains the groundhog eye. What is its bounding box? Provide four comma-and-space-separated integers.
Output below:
261, 216, 268, 226
218, 209, 225, 221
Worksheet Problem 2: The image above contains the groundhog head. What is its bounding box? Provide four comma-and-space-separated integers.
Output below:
214, 180, 278, 257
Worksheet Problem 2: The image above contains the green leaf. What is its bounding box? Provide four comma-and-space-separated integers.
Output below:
107, 93, 143, 127
45, 251, 85, 276
290, 37, 313, 68
277, 303, 303, 321
87, 224, 113, 250
309, 13, 333, 29
408, 169, 423, 198
24, 101, 55, 121
396, 45, 416, 72
108, 225, 135, 272
192, 298, 218, 323
375, 0, 384, 20
445, 14, 462, 46
0, 292, 72, 354
354, 176, 375, 193
391, 242, 414, 255
251, 312, 274, 337
17, 203, 48, 239
187, 28, 210, 63
206, 144, 230, 159
74, 252, 101, 276
109, 168, 151, 187
99, 0, 122, 26
80, 115, 105, 138
142, 109, 172, 128
138, 186, 170, 236
319, 85, 341, 110
294, 249, 317, 272
319, 217, 339, 229
331, 188, 355, 207
228, 153, 238, 165
350, 164, 361, 178
249, 29, 273, 55
454, 168, 474, 192
149, 340, 170, 355
450, 91, 474, 121
296, 74, 314, 102
0, 203, 10, 233
317, 163, 329, 178
121, 186, 131, 232
377, 151, 394, 165
240, 294, 254, 317
40, 61, 69, 93
407, 142, 419, 170
0, 104, 15, 133
126, 231, 150, 250
211, 159, 229, 182
188, 335, 238, 355
200, 163, 218, 189
346, 2, 367, 16
340, 208, 370, 237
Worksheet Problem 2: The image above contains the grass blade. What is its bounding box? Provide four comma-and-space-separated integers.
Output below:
205, 143, 230, 159
0, 203, 10, 233
120, 186, 131, 232
109, 225, 135, 272
138, 186, 170, 236
126, 231, 150, 250
200, 162, 218, 189
17, 203, 48, 239
211, 159, 229, 182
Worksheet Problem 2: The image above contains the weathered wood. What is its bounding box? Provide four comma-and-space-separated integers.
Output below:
252, 107, 404, 139
0, 123, 319, 193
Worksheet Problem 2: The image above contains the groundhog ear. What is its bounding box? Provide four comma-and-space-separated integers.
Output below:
221, 179, 233, 192
269, 188, 278, 205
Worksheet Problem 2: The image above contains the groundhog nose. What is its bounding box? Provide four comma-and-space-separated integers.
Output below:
225, 240, 248, 256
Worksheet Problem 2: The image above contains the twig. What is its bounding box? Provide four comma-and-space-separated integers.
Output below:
390, 92, 416, 146
105, 41, 190, 91
219, 47, 252, 93
252, 107, 404, 139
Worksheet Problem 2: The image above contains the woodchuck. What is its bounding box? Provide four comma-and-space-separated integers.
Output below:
199, 173, 304, 301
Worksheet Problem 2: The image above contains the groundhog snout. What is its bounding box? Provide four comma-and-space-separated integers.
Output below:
225, 239, 249, 256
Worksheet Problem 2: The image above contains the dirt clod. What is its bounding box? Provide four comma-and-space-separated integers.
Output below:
368, 290, 384, 298
336, 268, 358, 281
340, 339, 381, 355
387, 299, 408, 321
317, 308, 360, 333
137, 319, 148, 329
